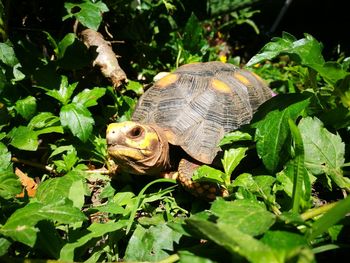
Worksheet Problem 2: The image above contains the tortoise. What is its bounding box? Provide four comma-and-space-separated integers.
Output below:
106, 61, 272, 200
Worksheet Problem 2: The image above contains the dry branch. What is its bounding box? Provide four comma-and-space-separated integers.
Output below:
80, 29, 127, 88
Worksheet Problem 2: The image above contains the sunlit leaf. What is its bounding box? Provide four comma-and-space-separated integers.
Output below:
253, 95, 310, 172
219, 130, 252, 147
125, 223, 182, 262
46, 76, 77, 105
72, 87, 106, 108
298, 117, 349, 189
60, 103, 94, 142
8, 126, 39, 151
186, 218, 279, 263
0, 200, 87, 247
63, 0, 109, 31
210, 199, 275, 236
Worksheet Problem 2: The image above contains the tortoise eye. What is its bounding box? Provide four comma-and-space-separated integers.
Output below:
128, 126, 144, 138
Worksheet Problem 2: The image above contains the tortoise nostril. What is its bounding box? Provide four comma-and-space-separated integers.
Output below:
128, 126, 143, 138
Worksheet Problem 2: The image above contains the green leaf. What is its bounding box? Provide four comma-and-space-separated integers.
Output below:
8, 126, 39, 151
253, 95, 310, 173
35, 171, 86, 207
57, 33, 76, 59
288, 119, 310, 213
0, 200, 87, 247
60, 220, 128, 261
0, 143, 22, 199
126, 178, 176, 234
63, 0, 109, 31
124, 223, 182, 262
183, 13, 206, 53
186, 218, 279, 263
28, 112, 61, 129
210, 199, 276, 236
0, 170, 21, 199
247, 32, 349, 86
15, 96, 37, 120
0, 142, 12, 170
192, 165, 225, 184
0, 237, 11, 257
60, 103, 94, 142
178, 250, 216, 263
307, 195, 350, 242
233, 174, 277, 206
298, 117, 349, 189
261, 231, 313, 263
35, 126, 64, 136
247, 32, 324, 67
72, 87, 106, 108
46, 76, 77, 105
219, 130, 252, 146
125, 80, 144, 96
222, 147, 248, 178
0, 42, 19, 66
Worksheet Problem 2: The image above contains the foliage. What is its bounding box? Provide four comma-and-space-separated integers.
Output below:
0, 0, 350, 262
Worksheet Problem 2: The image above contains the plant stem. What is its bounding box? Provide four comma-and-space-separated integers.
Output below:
301, 202, 338, 221
11, 157, 55, 173
158, 254, 180, 263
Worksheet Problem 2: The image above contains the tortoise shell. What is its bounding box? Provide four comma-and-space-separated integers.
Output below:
132, 61, 272, 164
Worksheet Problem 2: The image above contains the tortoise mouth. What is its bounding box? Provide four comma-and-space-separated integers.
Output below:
107, 144, 152, 160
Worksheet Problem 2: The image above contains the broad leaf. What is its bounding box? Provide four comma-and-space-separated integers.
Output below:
0, 143, 21, 199
186, 218, 279, 263
0, 42, 19, 66
57, 33, 76, 59
46, 76, 77, 105
219, 130, 252, 147
72, 87, 106, 108
222, 147, 248, 177
253, 95, 310, 173
261, 231, 313, 263
64, 0, 109, 31
35, 171, 86, 208
124, 223, 182, 262
60, 103, 94, 142
233, 174, 276, 205
247, 32, 324, 67
8, 126, 39, 151
60, 220, 128, 261
15, 96, 37, 120
28, 112, 61, 129
248, 33, 349, 85
183, 14, 206, 53
192, 165, 225, 184
126, 80, 144, 96
307, 195, 350, 242
0, 238, 11, 257
0, 200, 87, 247
298, 117, 348, 188
210, 199, 275, 236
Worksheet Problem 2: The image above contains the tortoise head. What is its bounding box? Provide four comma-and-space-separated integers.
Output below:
106, 121, 170, 175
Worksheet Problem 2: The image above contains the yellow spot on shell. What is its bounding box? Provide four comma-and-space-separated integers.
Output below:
211, 78, 231, 93
234, 72, 252, 87
155, 73, 178, 88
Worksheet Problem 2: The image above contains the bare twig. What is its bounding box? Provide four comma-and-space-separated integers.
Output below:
11, 157, 55, 173
80, 29, 127, 88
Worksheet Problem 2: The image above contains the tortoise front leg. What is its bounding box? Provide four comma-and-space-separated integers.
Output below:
177, 159, 228, 200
